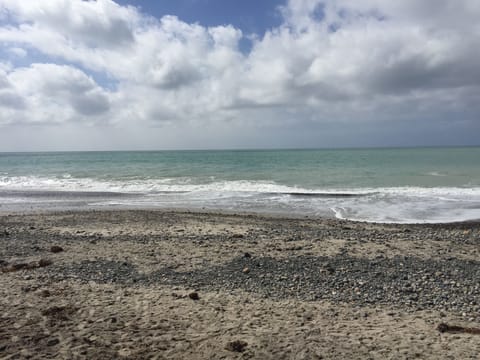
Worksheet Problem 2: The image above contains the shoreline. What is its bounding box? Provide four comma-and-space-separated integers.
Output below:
2, 206, 480, 226
2, 181, 480, 224
1, 209, 480, 358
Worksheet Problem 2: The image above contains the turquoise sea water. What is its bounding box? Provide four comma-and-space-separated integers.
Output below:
1, 147, 479, 223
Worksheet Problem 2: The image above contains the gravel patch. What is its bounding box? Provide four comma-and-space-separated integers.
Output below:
46, 253, 480, 318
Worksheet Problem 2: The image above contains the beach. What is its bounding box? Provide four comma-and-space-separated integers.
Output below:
1, 209, 479, 359
2, 0, 480, 357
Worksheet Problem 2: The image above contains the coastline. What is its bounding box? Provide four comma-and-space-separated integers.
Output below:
1, 209, 480, 359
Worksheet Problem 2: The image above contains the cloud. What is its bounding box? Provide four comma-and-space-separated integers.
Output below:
0, 63, 111, 125
0, 0, 479, 148
0, 91, 25, 109
7, 47, 27, 57
1, 0, 137, 48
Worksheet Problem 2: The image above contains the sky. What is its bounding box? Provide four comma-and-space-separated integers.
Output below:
0, 0, 479, 151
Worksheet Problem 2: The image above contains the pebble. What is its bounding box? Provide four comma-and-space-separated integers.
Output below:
188, 292, 200, 301
46, 338, 60, 346
4, 214, 480, 320
225, 340, 248, 352
50, 246, 64, 253
46, 252, 479, 319
38, 259, 53, 267
38, 289, 51, 297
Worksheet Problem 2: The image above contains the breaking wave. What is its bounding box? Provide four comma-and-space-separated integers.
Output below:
1, 175, 480, 223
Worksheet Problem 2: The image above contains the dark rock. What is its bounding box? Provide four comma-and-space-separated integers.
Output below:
188, 292, 200, 300
42, 306, 66, 316
38, 259, 53, 267
2, 262, 33, 272
437, 323, 480, 334
38, 289, 51, 298
226, 340, 248, 352
244, 252, 252, 258
324, 263, 335, 274
42, 306, 75, 321
46, 338, 60, 346
50, 246, 64, 253
13, 263, 30, 271
230, 234, 244, 239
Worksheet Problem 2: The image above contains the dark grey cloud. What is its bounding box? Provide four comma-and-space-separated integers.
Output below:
71, 93, 110, 116
151, 63, 203, 90
366, 55, 450, 94
0, 91, 25, 109
0, 76, 10, 89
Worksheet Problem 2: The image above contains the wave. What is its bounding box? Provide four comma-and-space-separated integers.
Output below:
278, 192, 378, 198
2, 175, 479, 197
0, 175, 380, 196
1, 175, 480, 224
426, 171, 448, 177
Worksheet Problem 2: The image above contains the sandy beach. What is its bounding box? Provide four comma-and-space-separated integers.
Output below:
1, 210, 480, 359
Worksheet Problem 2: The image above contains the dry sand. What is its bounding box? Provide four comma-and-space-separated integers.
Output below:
1, 210, 479, 359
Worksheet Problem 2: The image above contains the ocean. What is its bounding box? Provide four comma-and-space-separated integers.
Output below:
0, 147, 479, 223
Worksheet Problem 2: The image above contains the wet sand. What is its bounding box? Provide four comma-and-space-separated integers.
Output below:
1, 210, 480, 359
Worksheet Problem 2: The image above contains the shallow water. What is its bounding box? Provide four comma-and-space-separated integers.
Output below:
1, 147, 479, 223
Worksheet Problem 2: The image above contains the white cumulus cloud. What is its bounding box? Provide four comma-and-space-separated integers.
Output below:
0, 63, 111, 125
0, 0, 479, 149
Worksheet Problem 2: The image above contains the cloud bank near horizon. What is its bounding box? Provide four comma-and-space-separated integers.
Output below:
0, 0, 479, 149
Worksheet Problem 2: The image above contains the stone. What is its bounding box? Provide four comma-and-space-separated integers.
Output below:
38, 289, 51, 298
42, 306, 75, 322
38, 259, 53, 267
11, 263, 30, 271
243, 267, 250, 274
50, 246, 64, 253
188, 292, 200, 300
225, 340, 248, 352
47, 338, 60, 346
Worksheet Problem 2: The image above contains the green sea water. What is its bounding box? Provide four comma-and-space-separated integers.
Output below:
1, 147, 479, 223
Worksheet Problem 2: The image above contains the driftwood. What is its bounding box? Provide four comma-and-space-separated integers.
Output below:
437, 323, 480, 335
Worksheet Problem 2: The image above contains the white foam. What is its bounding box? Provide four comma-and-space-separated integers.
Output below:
426, 171, 447, 177
329, 189, 480, 224
1, 175, 480, 223
3, 175, 478, 196
0, 175, 370, 195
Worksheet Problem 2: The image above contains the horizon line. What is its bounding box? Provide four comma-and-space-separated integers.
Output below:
1, 144, 479, 154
